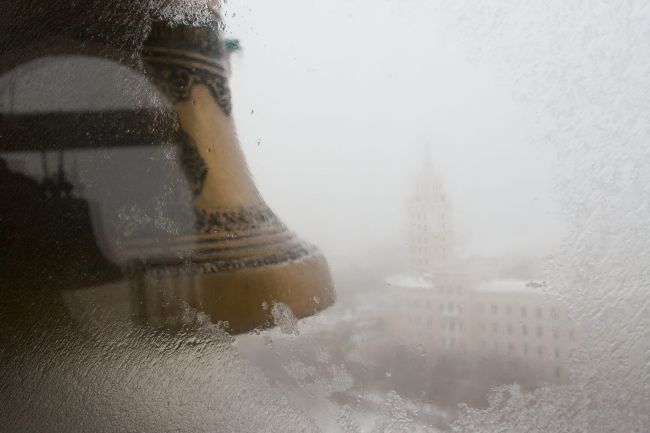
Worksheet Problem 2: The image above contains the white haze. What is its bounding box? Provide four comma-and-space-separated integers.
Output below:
224, 0, 563, 269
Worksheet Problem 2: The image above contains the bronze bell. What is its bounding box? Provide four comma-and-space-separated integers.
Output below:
0, 15, 334, 333
122, 21, 335, 333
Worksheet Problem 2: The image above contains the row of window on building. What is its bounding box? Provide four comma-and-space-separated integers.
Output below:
479, 339, 569, 361
435, 337, 569, 365
406, 315, 575, 342
477, 303, 560, 320
407, 299, 465, 310
477, 322, 575, 340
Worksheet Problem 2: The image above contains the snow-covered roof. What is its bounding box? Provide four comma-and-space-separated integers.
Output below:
477, 279, 544, 295
384, 273, 434, 289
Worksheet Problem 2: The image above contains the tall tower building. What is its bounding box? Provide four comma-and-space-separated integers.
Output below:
405, 147, 455, 274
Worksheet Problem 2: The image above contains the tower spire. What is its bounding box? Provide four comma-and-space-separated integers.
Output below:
405, 143, 456, 273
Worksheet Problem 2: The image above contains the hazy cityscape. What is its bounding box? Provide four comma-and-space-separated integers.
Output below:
232, 149, 579, 432
1, 1, 648, 432
220, 5, 580, 426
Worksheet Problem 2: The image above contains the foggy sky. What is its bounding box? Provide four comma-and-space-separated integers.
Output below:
224, 0, 564, 267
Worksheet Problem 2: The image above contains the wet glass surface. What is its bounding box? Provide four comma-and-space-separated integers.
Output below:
1, 1, 649, 432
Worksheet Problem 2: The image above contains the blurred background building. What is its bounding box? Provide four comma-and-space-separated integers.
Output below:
385, 151, 577, 384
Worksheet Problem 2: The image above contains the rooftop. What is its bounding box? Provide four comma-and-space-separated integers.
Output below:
385, 272, 434, 289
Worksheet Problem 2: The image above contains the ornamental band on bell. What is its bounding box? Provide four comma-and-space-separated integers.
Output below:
142, 22, 233, 116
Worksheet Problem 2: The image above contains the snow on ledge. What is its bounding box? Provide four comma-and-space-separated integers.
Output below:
384, 272, 434, 289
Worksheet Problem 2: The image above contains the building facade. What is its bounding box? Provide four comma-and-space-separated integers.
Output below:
405, 155, 455, 273
385, 150, 577, 384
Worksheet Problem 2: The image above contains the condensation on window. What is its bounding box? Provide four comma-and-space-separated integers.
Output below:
0, 0, 648, 432
431, 2, 650, 432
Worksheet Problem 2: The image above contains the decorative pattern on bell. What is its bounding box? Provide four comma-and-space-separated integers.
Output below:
125, 20, 335, 333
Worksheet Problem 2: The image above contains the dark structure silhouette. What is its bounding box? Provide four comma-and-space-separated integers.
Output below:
0, 155, 122, 291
